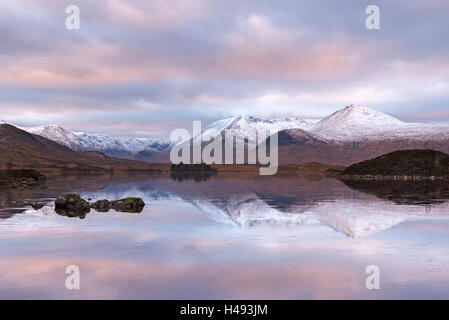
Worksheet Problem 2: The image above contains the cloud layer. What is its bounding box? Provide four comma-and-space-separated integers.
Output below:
1, 0, 448, 136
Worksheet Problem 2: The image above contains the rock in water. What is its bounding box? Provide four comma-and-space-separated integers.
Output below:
90, 199, 111, 212
31, 203, 45, 210
55, 194, 90, 219
89, 197, 145, 213
110, 198, 145, 213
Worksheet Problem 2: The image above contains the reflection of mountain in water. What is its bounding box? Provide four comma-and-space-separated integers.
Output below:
188, 193, 320, 227
185, 193, 449, 238
341, 179, 449, 205
158, 177, 449, 238
5, 173, 449, 238
112, 176, 449, 238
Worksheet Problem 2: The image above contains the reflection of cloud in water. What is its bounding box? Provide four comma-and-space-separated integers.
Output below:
1, 239, 449, 300
2, 176, 449, 299
0, 256, 364, 299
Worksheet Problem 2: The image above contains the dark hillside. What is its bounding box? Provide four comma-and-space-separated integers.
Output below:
342, 150, 449, 176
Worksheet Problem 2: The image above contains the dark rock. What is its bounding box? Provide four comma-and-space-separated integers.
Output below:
31, 203, 45, 210
54, 194, 90, 219
90, 199, 111, 212
110, 197, 145, 213
56, 209, 89, 219
89, 198, 145, 213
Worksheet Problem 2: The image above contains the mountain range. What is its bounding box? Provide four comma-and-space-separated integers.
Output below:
3, 104, 449, 166
21, 124, 173, 159
0, 123, 168, 172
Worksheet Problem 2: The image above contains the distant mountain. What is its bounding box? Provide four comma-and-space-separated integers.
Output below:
22, 124, 172, 159
309, 104, 449, 141
0, 124, 164, 172
165, 115, 315, 164
271, 105, 449, 165
273, 129, 344, 165
25, 125, 82, 150
6, 104, 449, 166
201, 116, 313, 142
309, 105, 404, 140
194, 107, 449, 166
275, 128, 449, 165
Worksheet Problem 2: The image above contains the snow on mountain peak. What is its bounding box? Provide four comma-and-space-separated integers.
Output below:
310, 104, 406, 141
200, 115, 313, 143
22, 124, 172, 154
26, 124, 82, 150
9, 104, 449, 157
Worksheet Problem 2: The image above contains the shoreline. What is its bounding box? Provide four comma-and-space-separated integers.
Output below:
337, 174, 449, 181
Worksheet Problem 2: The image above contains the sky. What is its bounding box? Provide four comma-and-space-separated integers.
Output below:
0, 0, 448, 137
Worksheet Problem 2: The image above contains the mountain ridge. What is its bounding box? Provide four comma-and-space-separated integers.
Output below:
5, 105, 449, 165
20, 124, 173, 159
0, 123, 168, 172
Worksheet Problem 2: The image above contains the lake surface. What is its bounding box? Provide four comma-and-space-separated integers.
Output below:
1, 173, 449, 299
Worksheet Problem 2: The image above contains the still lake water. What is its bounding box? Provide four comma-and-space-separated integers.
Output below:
0, 173, 449, 299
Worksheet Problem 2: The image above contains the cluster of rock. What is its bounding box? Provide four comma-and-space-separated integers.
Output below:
54, 194, 145, 219
90, 198, 146, 213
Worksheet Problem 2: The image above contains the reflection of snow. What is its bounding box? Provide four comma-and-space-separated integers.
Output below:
81, 188, 174, 203
190, 199, 238, 227
314, 200, 449, 238
315, 202, 407, 238
188, 194, 449, 238
19, 183, 449, 239
190, 193, 320, 228
23, 205, 56, 217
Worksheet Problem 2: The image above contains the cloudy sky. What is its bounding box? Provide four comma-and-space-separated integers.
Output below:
1, 0, 448, 137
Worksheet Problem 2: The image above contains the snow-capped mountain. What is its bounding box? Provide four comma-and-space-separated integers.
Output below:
309, 104, 449, 141
200, 115, 313, 142
310, 105, 404, 140
7, 104, 449, 164
25, 125, 82, 150
198, 106, 449, 145
23, 124, 172, 156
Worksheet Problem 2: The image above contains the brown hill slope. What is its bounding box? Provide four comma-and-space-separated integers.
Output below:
0, 124, 168, 172
275, 129, 449, 165
135, 127, 449, 167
